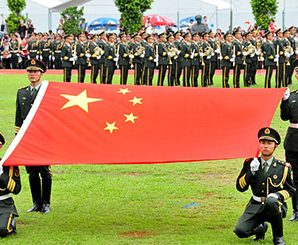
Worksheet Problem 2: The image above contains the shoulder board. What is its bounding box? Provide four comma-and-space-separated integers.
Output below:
244, 158, 253, 163
19, 86, 29, 91
276, 159, 291, 167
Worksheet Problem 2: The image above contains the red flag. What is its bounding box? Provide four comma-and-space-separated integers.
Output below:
1, 81, 285, 166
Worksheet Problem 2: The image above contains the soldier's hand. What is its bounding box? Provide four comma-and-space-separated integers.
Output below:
267, 193, 279, 199
283, 88, 290, 101
250, 158, 260, 175
0, 164, 3, 175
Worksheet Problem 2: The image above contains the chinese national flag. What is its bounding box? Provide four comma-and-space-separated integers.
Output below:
1, 81, 285, 166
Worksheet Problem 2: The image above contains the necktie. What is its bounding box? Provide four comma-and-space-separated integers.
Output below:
263, 162, 269, 173
31, 88, 37, 97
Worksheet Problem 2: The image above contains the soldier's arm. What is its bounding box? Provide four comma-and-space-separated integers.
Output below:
236, 158, 254, 192
15, 91, 22, 134
276, 163, 295, 202
0, 166, 21, 195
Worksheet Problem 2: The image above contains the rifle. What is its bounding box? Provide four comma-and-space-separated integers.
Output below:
232, 45, 236, 67
154, 43, 159, 66
114, 43, 120, 68
275, 44, 279, 67
72, 41, 78, 66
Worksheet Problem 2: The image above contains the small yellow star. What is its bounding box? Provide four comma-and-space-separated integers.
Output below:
124, 113, 138, 123
129, 96, 143, 106
104, 122, 118, 133
117, 88, 131, 95
61, 90, 103, 112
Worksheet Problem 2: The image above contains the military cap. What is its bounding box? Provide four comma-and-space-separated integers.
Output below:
192, 32, 199, 37
145, 34, 153, 41
79, 32, 86, 38
98, 30, 105, 35
174, 30, 182, 36
289, 26, 296, 31
182, 32, 192, 38
232, 28, 241, 36
223, 31, 233, 39
283, 29, 290, 34
24, 59, 47, 73
131, 33, 137, 38
119, 32, 126, 38
0, 133, 5, 145
201, 32, 209, 37
275, 28, 282, 35
208, 30, 213, 35
264, 31, 272, 37
158, 32, 167, 38
64, 34, 71, 39
258, 127, 281, 145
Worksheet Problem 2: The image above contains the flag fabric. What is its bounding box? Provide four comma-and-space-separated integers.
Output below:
1, 81, 285, 166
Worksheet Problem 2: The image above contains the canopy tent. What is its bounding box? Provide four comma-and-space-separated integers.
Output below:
143, 14, 175, 27
179, 16, 196, 27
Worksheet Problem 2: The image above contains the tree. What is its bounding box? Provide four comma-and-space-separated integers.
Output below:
114, 0, 154, 34
6, 0, 26, 33
61, 6, 84, 36
250, 0, 278, 30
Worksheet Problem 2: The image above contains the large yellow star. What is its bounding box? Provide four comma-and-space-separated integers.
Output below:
60, 90, 103, 112
129, 96, 143, 106
117, 88, 131, 95
124, 113, 138, 123
104, 122, 118, 133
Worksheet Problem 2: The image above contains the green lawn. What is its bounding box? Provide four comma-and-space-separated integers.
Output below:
0, 72, 298, 244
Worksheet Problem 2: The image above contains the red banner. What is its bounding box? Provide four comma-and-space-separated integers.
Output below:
1, 81, 285, 166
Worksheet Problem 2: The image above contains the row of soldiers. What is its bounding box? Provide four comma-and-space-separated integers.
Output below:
1, 27, 297, 87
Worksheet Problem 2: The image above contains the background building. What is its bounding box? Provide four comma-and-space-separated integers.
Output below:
0, 0, 297, 33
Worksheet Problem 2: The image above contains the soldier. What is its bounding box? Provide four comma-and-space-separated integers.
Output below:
76, 33, 88, 83
28, 33, 39, 60
89, 34, 101, 84
130, 33, 144, 85
61, 34, 74, 82
288, 26, 297, 85
157, 33, 168, 86
274, 29, 286, 88
232, 29, 243, 88
40, 33, 51, 69
190, 32, 201, 87
142, 34, 155, 86
118, 33, 130, 85
242, 32, 255, 87
283, 29, 295, 86
234, 127, 295, 245
9, 33, 19, 69
208, 30, 217, 86
166, 33, 178, 86
220, 32, 233, 88
0, 133, 21, 237
52, 34, 63, 69
200, 32, 212, 87
280, 88, 298, 222
15, 59, 52, 213
104, 33, 117, 84
174, 31, 183, 86
262, 31, 276, 88
180, 32, 192, 87
97, 31, 107, 84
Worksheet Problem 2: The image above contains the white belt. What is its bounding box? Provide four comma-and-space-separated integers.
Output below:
0, 193, 11, 201
290, 123, 298, 129
252, 195, 266, 203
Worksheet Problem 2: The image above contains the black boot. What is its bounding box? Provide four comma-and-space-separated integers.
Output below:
289, 211, 298, 221
28, 173, 42, 212
27, 203, 42, 212
253, 223, 268, 241
273, 236, 286, 245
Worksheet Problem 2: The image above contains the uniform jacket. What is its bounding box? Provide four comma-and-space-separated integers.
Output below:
76, 41, 87, 65
0, 166, 21, 196
236, 157, 295, 213
61, 43, 73, 68
144, 44, 155, 68
118, 42, 130, 66
262, 41, 276, 67
232, 39, 243, 65
158, 42, 168, 66
220, 42, 232, 68
104, 42, 116, 68
280, 90, 298, 152
181, 41, 192, 67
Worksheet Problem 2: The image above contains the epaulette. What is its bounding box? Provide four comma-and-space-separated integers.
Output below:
277, 159, 291, 167
244, 158, 253, 163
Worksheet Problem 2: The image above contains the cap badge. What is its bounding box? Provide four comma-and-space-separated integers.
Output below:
265, 128, 270, 134
31, 59, 36, 65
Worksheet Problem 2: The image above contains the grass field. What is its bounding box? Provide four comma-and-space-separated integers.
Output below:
1, 72, 298, 244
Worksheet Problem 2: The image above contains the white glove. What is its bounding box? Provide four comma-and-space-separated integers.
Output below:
215, 49, 220, 54
85, 53, 91, 58
40, 56, 43, 61
283, 87, 290, 101
52, 56, 55, 61
140, 54, 145, 58
0, 164, 3, 175
69, 57, 75, 62
267, 193, 279, 199
129, 54, 134, 59
255, 50, 260, 56
207, 55, 211, 59
250, 158, 260, 175
242, 51, 248, 56
199, 53, 204, 58
36, 55, 39, 59
295, 50, 298, 55
274, 57, 278, 62
230, 58, 235, 63
260, 57, 264, 62
285, 53, 291, 58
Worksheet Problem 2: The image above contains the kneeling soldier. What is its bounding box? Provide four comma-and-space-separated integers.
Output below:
0, 133, 21, 237
234, 127, 295, 245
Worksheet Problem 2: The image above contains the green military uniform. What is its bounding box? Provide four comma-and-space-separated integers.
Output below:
76, 39, 88, 83
89, 36, 101, 84
181, 33, 192, 87
104, 35, 116, 84
9, 37, 19, 69
61, 37, 73, 82
142, 35, 155, 86
130, 35, 144, 85
40, 37, 51, 69
157, 33, 168, 86
274, 29, 286, 88
234, 127, 295, 245
232, 32, 243, 88
220, 32, 233, 88
52, 38, 63, 69
262, 31, 276, 88
118, 37, 130, 85
97, 36, 107, 84
28, 38, 39, 60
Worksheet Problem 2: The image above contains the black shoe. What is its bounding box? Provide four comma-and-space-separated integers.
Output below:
273, 236, 286, 245
289, 211, 298, 221
253, 223, 268, 241
27, 203, 42, 213
40, 204, 50, 214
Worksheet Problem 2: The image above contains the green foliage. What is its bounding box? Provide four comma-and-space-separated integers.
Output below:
60, 6, 84, 36
114, 0, 154, 34
7, 0, 26, 15
6, 0, 26, 33
250, 0, 278, 30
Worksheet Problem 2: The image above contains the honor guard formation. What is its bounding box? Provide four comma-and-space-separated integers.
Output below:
1, 25, 298, 87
